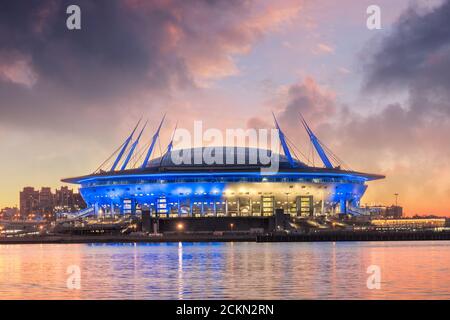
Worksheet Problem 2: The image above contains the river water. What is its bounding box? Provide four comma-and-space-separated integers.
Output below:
0, 241, 449, 299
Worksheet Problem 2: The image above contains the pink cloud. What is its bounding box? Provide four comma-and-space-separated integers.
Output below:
279, 76, 336, 128
313, 43, 335, 55
0, 53, 37, 88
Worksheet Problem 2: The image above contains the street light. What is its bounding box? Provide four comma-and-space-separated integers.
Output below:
394, 193, 399, 207
285, 192, 290, 212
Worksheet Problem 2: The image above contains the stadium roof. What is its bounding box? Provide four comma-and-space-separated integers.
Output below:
61, 114, 385, 184
62, 146, 384, 184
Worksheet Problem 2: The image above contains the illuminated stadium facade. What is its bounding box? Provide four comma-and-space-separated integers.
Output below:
62, 115, 384, 219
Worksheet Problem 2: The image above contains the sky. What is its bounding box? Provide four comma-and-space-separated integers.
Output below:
1, 0, 449, 215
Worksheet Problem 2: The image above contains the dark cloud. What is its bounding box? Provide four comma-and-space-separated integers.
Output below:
357, 0, 450, 154
0, 1, 189, 96
0, 0, 299, 131
363, 0, 450, 115
0, 0, 185, 130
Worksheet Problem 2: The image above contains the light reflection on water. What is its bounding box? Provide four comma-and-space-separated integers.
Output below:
0, 241, 449, 299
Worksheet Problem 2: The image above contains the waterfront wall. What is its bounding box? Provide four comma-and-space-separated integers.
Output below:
257, 231, 450, 242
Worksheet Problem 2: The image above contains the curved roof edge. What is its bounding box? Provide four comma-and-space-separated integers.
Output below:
62, 166, 385, 184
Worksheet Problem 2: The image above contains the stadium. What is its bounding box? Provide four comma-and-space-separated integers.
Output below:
62, 114, 384, 232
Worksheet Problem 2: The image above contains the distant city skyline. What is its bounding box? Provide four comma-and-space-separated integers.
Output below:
1, 0, 450, 215
18, 186, 85, 218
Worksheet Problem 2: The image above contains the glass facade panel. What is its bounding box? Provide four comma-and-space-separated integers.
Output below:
239, 197, 251, 216
204, 200, 215, 217
227, 198, 238, 216
251, 200, 261, 216
216, 202, 226, 216
179, 198, 190, 216
262, 196, 274, 217
297, 196, 313, 217
192, 202, 202, 217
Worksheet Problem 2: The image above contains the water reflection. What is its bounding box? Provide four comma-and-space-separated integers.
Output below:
178, 242, 183, 300
0, 241, 449, 299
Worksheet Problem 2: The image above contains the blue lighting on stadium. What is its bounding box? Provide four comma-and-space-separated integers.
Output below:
62, 114, 384, 217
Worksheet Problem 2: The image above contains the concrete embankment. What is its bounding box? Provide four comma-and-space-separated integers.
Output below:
0, 233, 257, 244
256, 231, 450, 242
2, 231, 450, 244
